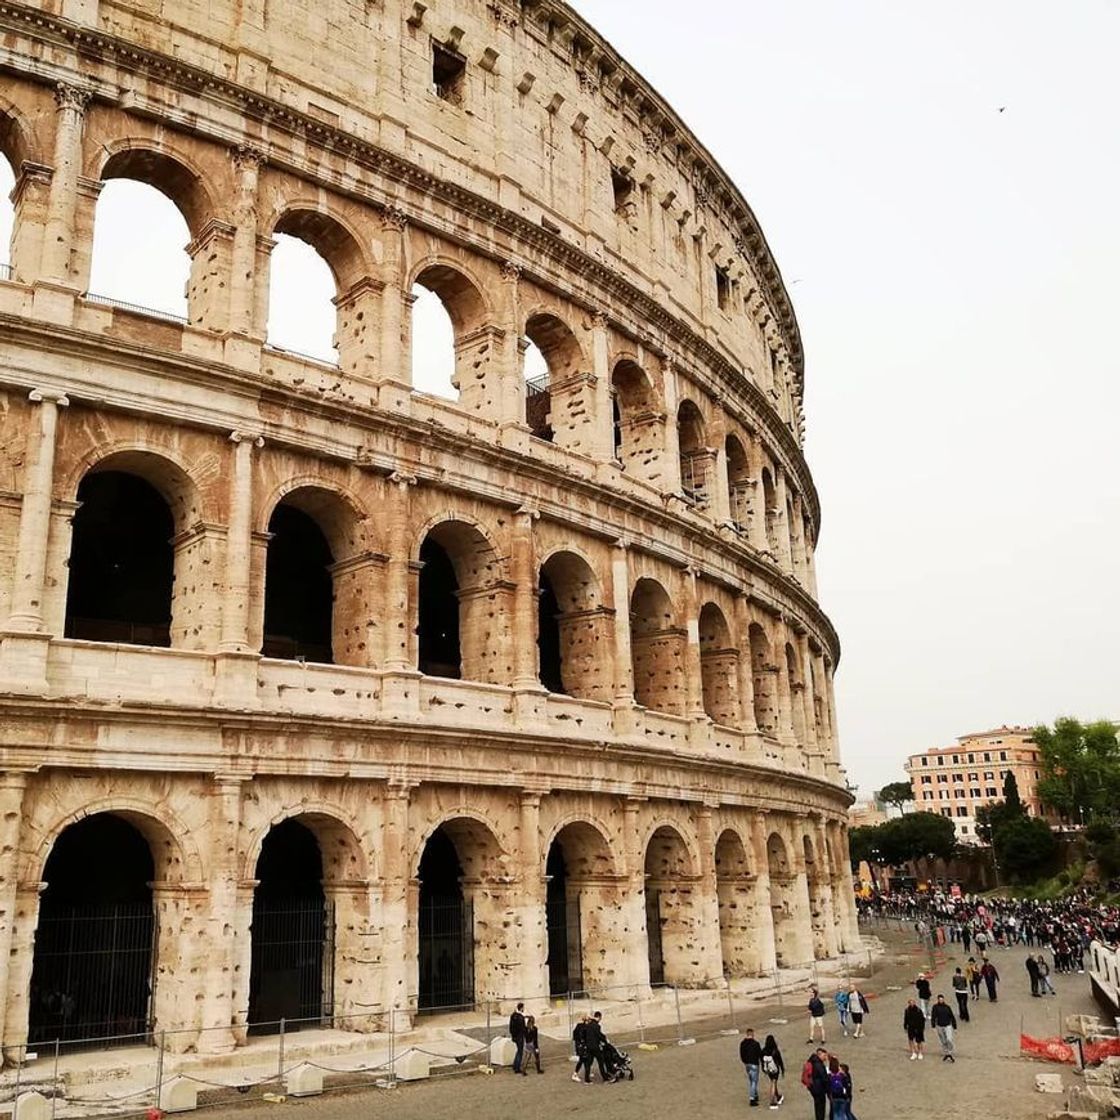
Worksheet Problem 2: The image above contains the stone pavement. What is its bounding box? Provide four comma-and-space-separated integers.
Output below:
164, 929, 1096, 1120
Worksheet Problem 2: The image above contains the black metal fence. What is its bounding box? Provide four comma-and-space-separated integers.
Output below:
418, 899, 474, 1012
248, 900, 335, 1032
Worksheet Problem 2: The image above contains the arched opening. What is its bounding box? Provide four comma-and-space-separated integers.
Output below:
766, 832, 795, 968
248, 819, 329, 1030
803, 835, 830, 960
418, 826, 468, 1010
785, 642, 806, 744
0, 148, 14, 274
522, 336, 551, 441
524, 313, 586, 447
749, 623, 777, 735
761, 468, 778, 554
643, 826, 699, 986
715, 829, 759, 978
677, 400, 709, 506
417, 520, 506, 684
630, 578, 683, 715
698, 602, 739, 726
263, 502, 334, 664
267, 233, 338, 363
29, 814, 156, 1044
537, 551, 608, 701
410, 264, 488, 406
545, 841, 575, 995
725, 435, 751, 533
611, 360, 660, 478
65, 471, 175, 647
92, 153, 200, 321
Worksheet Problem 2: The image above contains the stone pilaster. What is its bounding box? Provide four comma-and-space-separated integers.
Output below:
747, 815, 777, 973
681, 567, 706, 719
510, 508, 540, 689
692, 806, 727, 982
40, 83, 89, 287
610, 541, 634, 704
733, 592, 758, 735
516, 792, 549, 1004
621, 798, 651, 991
227, 146, 265, 341
0, 772, 28, 1054
2, 882, 43, 1061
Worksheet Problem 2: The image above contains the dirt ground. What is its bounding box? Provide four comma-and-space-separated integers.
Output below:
208, 928, 1094, 1120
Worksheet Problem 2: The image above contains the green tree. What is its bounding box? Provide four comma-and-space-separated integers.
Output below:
1034, 718, 1120, 824
875, 812, 956, 865
1003, 770, 1023, 814
848, 826, 878, 869
996, 815, 1057, 881
877, 781, 914, 814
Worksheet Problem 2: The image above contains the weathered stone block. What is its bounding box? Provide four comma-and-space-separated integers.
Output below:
393, 1050, 430, 1081
489, 1037, 518, 1067
13, 1091, 50, 1120
159, 1077, 199, 1113
285, 1063, 323, 1097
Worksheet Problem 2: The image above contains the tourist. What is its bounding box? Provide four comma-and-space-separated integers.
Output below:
950, 966, 970, 1022
523, 1014, 542, 1073
1037, 953, 1057, 995
739, 1027, 763, 1107
903, 998, 925, 1061
802, 1047, 829, 1120
580, 1010, 610, 1083
961, 925, 972, 953
980, 957, 1000, 1002
848, 984, 869, 1038
966, 956, 981, 999
807, 986, 827, 1044
1026, 952, 1041, 997
914, 972, 932, 1018
509, 1001, 527, 1075
835, 985, 851, 1036
571, 1014, 589, 1082
761, 1034, 785, 1110
930, 995, 957, 1062
827, 1056, 853, 1120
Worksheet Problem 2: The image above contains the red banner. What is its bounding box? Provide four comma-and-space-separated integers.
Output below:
1020, 1034, 1075, 1064
1085, 1038, 1120, 1064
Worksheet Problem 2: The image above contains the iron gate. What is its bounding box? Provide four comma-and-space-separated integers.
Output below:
546, 896, 583, 995
418, 898, 474, 1011
29, 902, 155, 1044
645, 890, 665, 986
248, 899, 334, 1031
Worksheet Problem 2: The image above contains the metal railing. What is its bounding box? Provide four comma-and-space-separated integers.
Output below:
84, 291, 188, 325
262, 342, 340, 368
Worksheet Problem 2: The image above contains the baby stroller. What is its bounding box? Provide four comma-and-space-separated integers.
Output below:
601, 1040, 634, 1082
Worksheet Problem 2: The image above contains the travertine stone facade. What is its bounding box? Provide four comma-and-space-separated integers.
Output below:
0, 0, 857, 1055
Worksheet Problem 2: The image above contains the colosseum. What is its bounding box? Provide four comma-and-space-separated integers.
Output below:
0, 0, 857, 1055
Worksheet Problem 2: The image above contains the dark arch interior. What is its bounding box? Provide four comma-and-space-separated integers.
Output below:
545, 841, 582, 996
537, 569, 564, 694
418, 827, 470, 1011
263, 504, 334, 663
248, 819, 329, 1030
29, 814, 155, 1044
65, 471, 174, 647
418, 538, 461, 679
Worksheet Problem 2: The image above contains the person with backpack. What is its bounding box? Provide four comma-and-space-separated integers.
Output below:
801, 1048, 829, 1120
761, 1035, 785, 1110
807, 987, 827, 1045
739, 1027, 763, 1107
827, 1056, 853, 1120
930, 995, 957, 1062
848, 985, 869, 1038
903, 998, 925, 1061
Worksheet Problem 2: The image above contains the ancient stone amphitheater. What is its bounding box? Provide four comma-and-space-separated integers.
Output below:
0, 0, 857, 1055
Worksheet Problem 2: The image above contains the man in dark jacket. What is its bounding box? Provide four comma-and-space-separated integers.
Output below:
571, 1014, 588, 1082
739, 1028, 763, 1106
903, 998, 925, 1060
807, 987, 827, 1044
930, 995, 957, 1062
580, 1011, 610, 1083
1026, 953, 1041, 996
981, 958, 1000, 1001
509, 1002, 527, 1075
805, 1048, 830, 1120
951, 967, 970, 1022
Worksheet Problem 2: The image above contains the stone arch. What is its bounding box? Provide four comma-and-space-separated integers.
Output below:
766, 831, 795, 967
749, 621, 778, 735
714, 827, 760, 977
725, 433, 751, 532
416, 516, 510, 684
643, 824, 703, 986
523, 311, 587, 447
0, 97, 38, 173
630, 578, 684, 715
611, 358, 664, 481
544, 816, 619, 877
241, 806, 369, 886
0, 99, 40, 279
409, 257, 492, 332
802, 832, 831, 960
698, 601, 740, 726
63, 446, 200, 527
98, 143, 216, 238
538, 549, 610, 701
677, 399, 710, 505
270, 204, 371, 294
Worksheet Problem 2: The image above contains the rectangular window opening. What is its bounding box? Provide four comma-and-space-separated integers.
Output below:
612, 168, 634, 214
715, 266, 730, 310
432, 43, 467, 103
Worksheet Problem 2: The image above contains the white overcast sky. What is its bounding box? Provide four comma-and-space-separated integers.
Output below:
2, 1, 1117, 798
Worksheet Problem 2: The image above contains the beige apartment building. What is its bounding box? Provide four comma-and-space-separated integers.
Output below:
905, 727, 1045, 844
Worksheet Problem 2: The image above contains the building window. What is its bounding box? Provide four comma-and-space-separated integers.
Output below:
715, 266, 730, 310
1035, 770, 1040, 779
941, 809, 952, 818
967, 753, 974, 763
967, 772, 978, 781
970, 787, 981, 797
986, 787, 998, 797
937, 756, 944, 766
955, 807, 967, 817
1000, 751, 1007, 761
432, 42, 467, 103
952, 773, 964, 782
937, 775, 948, 783
921, 776, 931, 785
611, 168, 634, 214
983, 752, 991, 762
983, 771, 994, 780
939, 790, 949, 800
923, 792, 933, 801
921, 757, 928, 767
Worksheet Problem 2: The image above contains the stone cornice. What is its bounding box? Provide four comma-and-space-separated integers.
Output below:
0, 3, 818, 528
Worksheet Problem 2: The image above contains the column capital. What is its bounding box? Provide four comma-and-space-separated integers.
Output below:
230, 144, 267, 172
379, 205, 409, 232
389, 470, 418, 488
514, 504, 540, 522
54, 83, 91, 113
28, 388, 69, 407
591, 309, 609, 331
612, 536, 630, 553
500, 260, 522, 283
229, 430, 264, 447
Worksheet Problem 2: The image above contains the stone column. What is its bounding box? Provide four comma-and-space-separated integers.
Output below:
788, 819, 816, 965
378, 781, 413, 1021
747, 815, 777, 974
610, 542, 634, 703
382, 473, 416, 670
497, 262, 525, 432
681, 567, 706, 719
0, 772, 28, 1052
517, 792, 548, 1004
773, 468, 794, 574
733, 592, 758, 735
2, 883, 43, 1061
215, 433, 262, 706
510, 508, 539, 689
662, 358, 681, 493
227, 146, 264, 342
805, 528, 820, 599
746, 438, 769, 554
197, 777, 241, 1052
693, 807, 727, 981
708, 411, 730, 523
40, 83, 89, 287
835, 823, 862, 949
798, 634, 819, 756
774, 622, 797, 749
824, 660, 840, 763
590, 311, 615, 461
621, 798, 651, 991
790, 494, 808, 583
812, 817, 840, 957
376, 208, 410, 402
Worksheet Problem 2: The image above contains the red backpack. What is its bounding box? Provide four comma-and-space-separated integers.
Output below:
801, 1059, 814, 1089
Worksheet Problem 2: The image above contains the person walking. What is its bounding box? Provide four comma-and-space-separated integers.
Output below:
740, 1027, 763, 1107
571, 1014, 589, 1082
827, 1056, 853, 1120
849, 985, 869, 1038
980, 958, 1000, 1002
962, 925, 972, 954
761, 1034, 785, 1110
1037, 953, 1057, 995
803, 1047, 829, 1120
951, 967, 970, 1022
1026, 953, 1041, 997
966, 957, 982, 1000
835, 986, 851, 1037
807, 987, 827, 1045
509, 1002, 527, 1075
930, 995, 957, 1062
580, 1010, 610, 1083
523, 1014, 542, 1073
903, 998, 925, 1061
914, 972, 932, 1019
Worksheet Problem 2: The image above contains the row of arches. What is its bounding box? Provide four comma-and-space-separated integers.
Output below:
0, 109, 816, 584
59, 454, 832, 736
25, 807, 846, 1044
